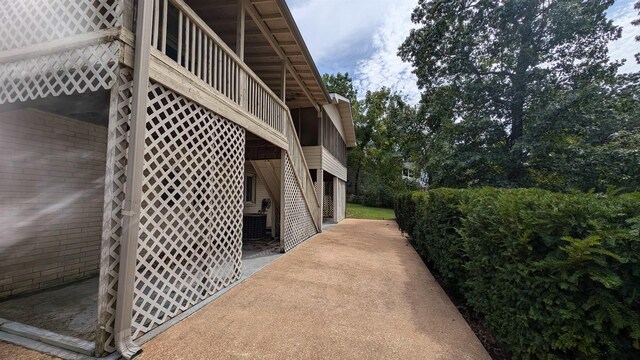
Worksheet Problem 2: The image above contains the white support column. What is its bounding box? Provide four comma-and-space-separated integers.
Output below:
318, 108, 323, 148
236, 0, 245, 60
332, 176, 339, 223
237, 0, 246, 109
113, 0, 153, 358
317, 169, 324, 227
280, 60, 286, 101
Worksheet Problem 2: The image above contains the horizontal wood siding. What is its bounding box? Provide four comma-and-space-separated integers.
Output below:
323, 104, 345, 139
302, 146, 322, 169
322, 147, 347, 181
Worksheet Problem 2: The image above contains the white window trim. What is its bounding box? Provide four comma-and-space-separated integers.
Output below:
244, 174, 256, 204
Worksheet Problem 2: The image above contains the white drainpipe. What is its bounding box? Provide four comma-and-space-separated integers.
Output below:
114, 0, 153, 358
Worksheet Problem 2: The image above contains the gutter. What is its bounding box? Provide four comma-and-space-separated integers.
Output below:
113, 0, 153, 358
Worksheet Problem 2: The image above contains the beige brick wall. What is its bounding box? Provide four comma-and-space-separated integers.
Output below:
0, 109, 107, 299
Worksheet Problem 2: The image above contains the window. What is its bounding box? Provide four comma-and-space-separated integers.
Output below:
245, 175, 255, 203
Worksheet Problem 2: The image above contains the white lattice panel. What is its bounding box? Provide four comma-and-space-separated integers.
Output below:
0, 0, 121, 51
282, 156, 317, 252
131, 81, 245, 339
97, 67, 133, 354
0, 42, 120, 104
323, 181, 334, 218
323, 196, 334, 218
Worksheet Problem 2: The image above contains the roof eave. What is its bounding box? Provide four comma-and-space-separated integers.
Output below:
330, 93, 357, 148
274, 0, 332, 105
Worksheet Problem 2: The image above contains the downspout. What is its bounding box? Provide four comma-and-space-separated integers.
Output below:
114, 0, 153, 358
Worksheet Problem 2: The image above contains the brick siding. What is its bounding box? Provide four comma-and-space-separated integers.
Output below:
0, 109, 106, 299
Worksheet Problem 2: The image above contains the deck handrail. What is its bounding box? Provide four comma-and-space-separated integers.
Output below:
152, 0, 286, 133
151, 0, 321, 227
283, 111, 322, 220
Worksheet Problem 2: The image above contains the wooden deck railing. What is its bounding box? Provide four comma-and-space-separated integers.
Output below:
151, 0, 284, 134
150, 0, 321, 228
284, 113, 322, 225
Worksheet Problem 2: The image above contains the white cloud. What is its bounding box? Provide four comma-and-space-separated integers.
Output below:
353, 0, 420, 104
608, 0, 640, 73
288, 0, 421, 103
288, 0, 639, 107
288, 0, 386, 64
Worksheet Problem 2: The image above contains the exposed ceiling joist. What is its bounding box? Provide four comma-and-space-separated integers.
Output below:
190, 0, 239, 9
244, 2, 320, 110
261, 13, 283, 20
245, 40, 296, 47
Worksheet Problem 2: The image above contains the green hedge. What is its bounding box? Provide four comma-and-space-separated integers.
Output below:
395, 188, 640, 359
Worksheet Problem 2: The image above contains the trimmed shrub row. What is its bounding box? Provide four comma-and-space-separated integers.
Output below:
395, 188, 640, 359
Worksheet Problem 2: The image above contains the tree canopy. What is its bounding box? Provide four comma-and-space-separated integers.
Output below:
398, 0, 639, 192
323, 73, 421, 207
635, 1, 640, 63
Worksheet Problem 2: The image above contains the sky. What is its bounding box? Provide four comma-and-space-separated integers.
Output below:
288, 0, 640, 104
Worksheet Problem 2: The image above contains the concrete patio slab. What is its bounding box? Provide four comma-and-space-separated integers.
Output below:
0, 277, 98, 342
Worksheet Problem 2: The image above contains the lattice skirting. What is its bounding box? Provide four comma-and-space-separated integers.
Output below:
0, 0, 122, 51
323, 181, 334, 218
0, 41, 120, 104
97, 69, 246, 353
282, 156, 317, 252
131, 81, 245, 339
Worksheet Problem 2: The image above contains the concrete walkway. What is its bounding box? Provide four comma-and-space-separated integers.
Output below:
141, 219, 489, 359
0, 219, 490, 359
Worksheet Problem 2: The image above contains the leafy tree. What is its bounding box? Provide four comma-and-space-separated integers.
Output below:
399, 0, 625, 189
526, 73, 640, 192
323, 73, 365, 196
635, 1, 640, 63
355, 89, 421, 207
322, 72, 358, 104
323, 73, 421, 206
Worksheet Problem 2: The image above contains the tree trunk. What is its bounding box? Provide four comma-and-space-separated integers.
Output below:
507, 71, 526, 182
507, 6, 535, 182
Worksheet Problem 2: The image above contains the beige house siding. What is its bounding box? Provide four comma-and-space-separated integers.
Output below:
244, 162, 274, 228
322, 147, 347, 181
302, 146, 346, 181
335, 178, 346, 222
0, 109, 106, 299
302, 146, 322, 169
322, 104, 346, 139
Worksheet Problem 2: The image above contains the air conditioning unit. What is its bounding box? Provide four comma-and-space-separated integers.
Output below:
242, 213, 267, 240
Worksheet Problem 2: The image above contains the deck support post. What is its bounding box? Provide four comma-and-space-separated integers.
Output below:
280, 60, 286, 101
237, 0, 246, 108
332, 176, 339, 223
317, 169, 324, 228
236, 0, 245, 60
279, 149, 286, 251
318, 109, 323, 148
114, 0, 153, 358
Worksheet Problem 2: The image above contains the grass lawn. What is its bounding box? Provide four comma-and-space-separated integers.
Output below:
346, 203, 396, 220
